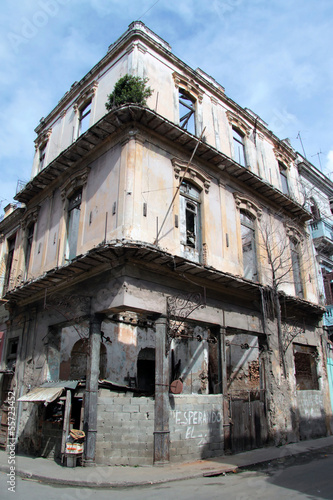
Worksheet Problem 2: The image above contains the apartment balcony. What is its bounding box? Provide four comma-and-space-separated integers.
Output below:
310, 219, 333, 256
324, 304, 333, 328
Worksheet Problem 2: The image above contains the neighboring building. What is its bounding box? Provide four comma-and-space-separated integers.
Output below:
0, 22, 332, 466
297, 155, 333, 412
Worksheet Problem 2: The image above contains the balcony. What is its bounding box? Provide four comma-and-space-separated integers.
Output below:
324, 304, 333, 328
310, 219, 333, 255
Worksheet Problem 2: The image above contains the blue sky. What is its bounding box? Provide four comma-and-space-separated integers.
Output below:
1, 0, 332, 210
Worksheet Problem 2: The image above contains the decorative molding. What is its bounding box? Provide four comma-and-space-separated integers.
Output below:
60, 167, 90, 202
285, 222, 304, 243
21, 206, 40, 231
226, 110, 251, 137
274, 147, 294, 169
172, 71, 204, 103
34, 128, 52, 151
172, 158, 211, 194
233, 191, 263, 219
73, 80, 98, 113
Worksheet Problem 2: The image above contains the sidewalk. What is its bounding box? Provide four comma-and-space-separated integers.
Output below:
1, 436, 333, 488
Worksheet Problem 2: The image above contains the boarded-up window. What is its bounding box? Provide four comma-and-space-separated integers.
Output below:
293, 344, 319, 390
70, 339, 106, 380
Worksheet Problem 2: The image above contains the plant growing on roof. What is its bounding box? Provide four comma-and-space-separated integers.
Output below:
105, 74, 153, 110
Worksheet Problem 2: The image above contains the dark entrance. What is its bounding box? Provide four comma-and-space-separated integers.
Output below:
137, 348, 155, 393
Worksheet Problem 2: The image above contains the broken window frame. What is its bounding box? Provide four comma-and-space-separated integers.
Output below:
24, 223, 35, 280
66, 190, 82, 261
279, 162, 290, 196
38, 143, 47, 172
310, 197, 321, 221
180, 181, 201, 251
6, 337, 19, 371
290, 237, 304, 298
232, 127, 246, 167
4, 235, 16, 292
179, 89, 196, 135
240, 210, 258, 281
78, 100, 92, 137
293, 343, 319, 390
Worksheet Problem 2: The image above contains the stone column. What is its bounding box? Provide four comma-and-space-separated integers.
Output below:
83, 314, 102, 466
154, 316, 170, 465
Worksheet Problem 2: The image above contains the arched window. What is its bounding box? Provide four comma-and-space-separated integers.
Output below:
70, 339, 106, 380
240, 210, 257, 281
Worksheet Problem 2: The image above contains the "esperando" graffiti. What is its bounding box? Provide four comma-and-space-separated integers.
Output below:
174, 409, 222, 426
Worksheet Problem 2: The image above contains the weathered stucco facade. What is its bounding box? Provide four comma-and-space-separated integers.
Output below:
0, 22, 332, 465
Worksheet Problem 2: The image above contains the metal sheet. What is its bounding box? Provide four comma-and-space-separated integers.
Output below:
18, 386, 64, 404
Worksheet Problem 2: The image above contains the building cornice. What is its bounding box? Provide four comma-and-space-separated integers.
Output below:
17, 105, 311, 222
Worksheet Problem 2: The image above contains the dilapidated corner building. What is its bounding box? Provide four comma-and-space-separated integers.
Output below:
0, 22, 332, 465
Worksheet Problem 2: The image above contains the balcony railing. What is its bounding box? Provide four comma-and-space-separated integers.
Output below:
310, 219, 333, 255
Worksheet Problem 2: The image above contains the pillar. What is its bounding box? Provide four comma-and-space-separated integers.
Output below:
154, 316, 170, 465
83, 314, 102, 466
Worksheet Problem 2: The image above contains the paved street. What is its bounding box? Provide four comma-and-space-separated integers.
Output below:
1, 451, 333, 500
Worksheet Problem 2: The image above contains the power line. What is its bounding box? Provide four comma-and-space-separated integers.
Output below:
137, 0, 162, 21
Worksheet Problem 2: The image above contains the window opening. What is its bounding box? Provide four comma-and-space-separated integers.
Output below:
137, 348, 155, 394
39, 143, 47, 171
7, 337, 18, 370
322, 269, 333, 305
233, 128, 246, 167
240, 211, 257, 280
25, 223, 35, 278
78, 101, 92, 137
179, 89, 196, 135
4, 236, 16, 291
310, 198, 321, 220
290, 238, 303, 298
279, 163, 289, 195
67, 190, 82, 261
293, 344, 319, 390
180, 181, 201, 250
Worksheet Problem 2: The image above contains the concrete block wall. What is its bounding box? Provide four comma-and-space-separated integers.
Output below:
96, 389, 155, 465
169, 394, 224, 463
296, 390, 327, 440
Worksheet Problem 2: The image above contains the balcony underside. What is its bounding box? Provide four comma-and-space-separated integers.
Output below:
2, 240, 324, 319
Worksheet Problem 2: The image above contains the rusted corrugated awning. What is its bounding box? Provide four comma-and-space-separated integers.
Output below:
18, 381, 78, 404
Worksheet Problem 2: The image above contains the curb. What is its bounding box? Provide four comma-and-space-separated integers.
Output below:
1, 441, 332, 488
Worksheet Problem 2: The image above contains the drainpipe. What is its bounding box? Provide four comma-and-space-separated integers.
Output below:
83, 314, 102, 466
154, 316, 170, 465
